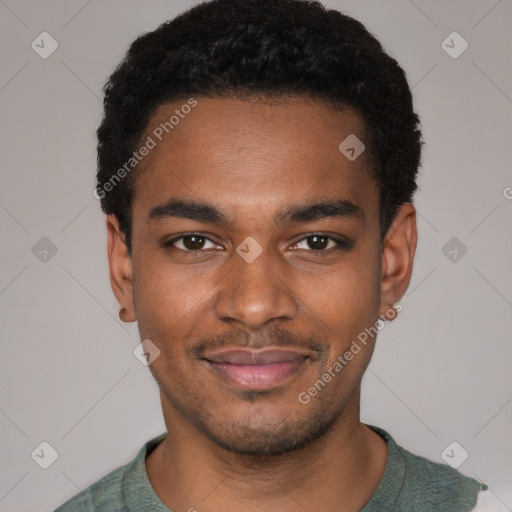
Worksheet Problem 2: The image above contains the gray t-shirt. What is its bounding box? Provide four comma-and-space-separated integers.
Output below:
54, 424, 487, 511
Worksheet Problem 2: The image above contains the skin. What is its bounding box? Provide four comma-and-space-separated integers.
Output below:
107, 96, 417, 511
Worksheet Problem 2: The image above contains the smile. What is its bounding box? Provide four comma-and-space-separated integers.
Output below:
203, 348, 310, 390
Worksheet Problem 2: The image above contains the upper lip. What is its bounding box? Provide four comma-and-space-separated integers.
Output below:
204, 348, 310, 365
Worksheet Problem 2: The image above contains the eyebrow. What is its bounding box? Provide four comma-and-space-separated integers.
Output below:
148, 198, 364, 225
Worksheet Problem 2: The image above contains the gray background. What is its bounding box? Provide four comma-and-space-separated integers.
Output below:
1, 1, 511, 510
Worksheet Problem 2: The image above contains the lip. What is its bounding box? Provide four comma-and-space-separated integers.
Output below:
204, 348, 310, 390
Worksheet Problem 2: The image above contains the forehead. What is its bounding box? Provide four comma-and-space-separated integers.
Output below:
132, 96, 379, 226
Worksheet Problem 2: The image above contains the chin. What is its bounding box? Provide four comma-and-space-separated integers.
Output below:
194, 405, 341, 457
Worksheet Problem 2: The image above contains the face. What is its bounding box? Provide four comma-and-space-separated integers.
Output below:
108, 96, 415, 456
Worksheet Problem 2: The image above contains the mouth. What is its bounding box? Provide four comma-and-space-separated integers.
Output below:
203, 348, 310, 390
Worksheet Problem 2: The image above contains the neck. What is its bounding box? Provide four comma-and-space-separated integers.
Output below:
146, 388, 388, 512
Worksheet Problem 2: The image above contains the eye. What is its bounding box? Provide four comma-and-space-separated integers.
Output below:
291, 234, 350, 251
162, 233, 351, 254
164, 233, 221, 252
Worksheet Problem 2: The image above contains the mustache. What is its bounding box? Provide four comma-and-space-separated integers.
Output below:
187, 325, 330, 360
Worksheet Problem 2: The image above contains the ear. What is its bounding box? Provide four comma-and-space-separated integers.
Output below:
107, 214, 136, 323
379, 203, 417, 320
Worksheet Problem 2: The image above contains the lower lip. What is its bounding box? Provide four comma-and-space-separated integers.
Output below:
207, 358, 307, 390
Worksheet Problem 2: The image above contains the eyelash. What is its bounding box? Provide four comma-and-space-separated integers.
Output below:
162, 233, 351, 253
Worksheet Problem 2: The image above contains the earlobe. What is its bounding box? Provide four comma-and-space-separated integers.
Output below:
106, 214, 136, 323
379, 203, 417, 319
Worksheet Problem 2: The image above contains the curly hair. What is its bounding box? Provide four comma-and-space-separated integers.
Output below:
96, 0, 422, 255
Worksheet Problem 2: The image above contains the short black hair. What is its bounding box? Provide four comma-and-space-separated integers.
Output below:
96, 0, 422, 255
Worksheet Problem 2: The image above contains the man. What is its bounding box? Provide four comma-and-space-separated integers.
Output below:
55, 0, 489, 510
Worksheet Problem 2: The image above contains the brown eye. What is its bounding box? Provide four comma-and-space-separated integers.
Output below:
182, 234, 206, 250
165, 234, 220, 251
292, 234, 349, 251
306, 235, 329, 250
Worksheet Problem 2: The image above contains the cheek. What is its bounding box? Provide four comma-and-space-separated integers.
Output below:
308, 264, 381, 393
309, 256, 381, 332
132, 232, 381, 341
132, 250, 211, 340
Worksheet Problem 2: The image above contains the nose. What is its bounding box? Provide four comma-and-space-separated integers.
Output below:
214, 245, 298, 330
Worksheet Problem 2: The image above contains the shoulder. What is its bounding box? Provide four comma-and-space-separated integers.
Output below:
399, 446, 484, 510
53, 433, 167, 512
365, 425, 487, 512
53, 461, 130, 512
